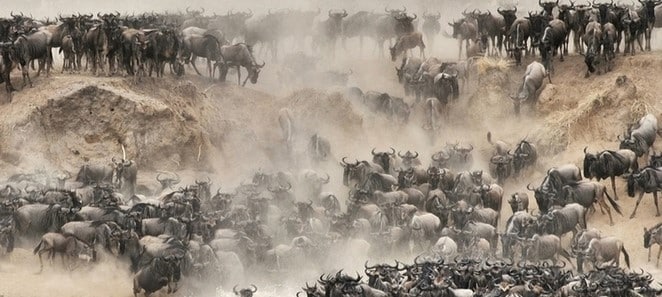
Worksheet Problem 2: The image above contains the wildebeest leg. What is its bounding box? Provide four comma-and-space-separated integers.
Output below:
610, 176, 619, 200
657, 245, 662, 267
458, 38, 463, 60
655, 192, 660, 217
236, 66, 241, 85
630, 192, 646, 219
190, 55, 202, 76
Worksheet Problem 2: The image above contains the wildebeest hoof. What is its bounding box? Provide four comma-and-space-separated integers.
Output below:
630, 214, 636, 219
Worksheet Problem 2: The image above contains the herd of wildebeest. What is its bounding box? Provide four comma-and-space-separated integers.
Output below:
3, 1, 662, 297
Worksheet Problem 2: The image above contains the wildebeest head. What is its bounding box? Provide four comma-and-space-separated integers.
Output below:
528, 183, 553, 213
234, 284, 258, 297
453, 143, 474, 162
526, 12, 548, 42
448, 19, 466, 39
643, 225, 662, 248
470, 170, 484, 185
247, 60, 266, 85
539, 0, 560, 16
372, 148, 396, 173
195, 177, 212, 201
582, 147, 598, 179
508, 192, 528, 213
398, 151, 420, 169
340, 157, 361, 186
156, 171, 181, 190
592, 0, 614, 22
497, 6, 518, 28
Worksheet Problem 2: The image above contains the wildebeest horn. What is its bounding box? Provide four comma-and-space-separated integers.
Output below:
527, 183, 535, 191
341, 157, 349, 165
412, 151, 419, 158
371, 148, 378, 156
322, 173, 330, 184
250, 285, 257, 293
233, 285, 239, 295
411, 13, 417, 20
308, 199, 314, 206
389, 147, 396, 155
156, 173, 165, 182
186, 7, 192, 14
398, 151, 405, 158
328, 9, 333, 17
583, 146, 588, 154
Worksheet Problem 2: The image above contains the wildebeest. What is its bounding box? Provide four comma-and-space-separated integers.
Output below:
583, 148, 637, 200
61, 220, 120, 253
33, 232, 94, 273
389, 32, 425, 62
11, 30, 52, 88
510, 61, 549, 115
395, 57, 422, 99
579, 236, 631, 270
76, 163, 115, 186
644, 222, 662, 266
529, 164, 583, 213
619, 113, 658, 158
145, 27, 182, 78
627, 166, 662, 218
538, 19, 568, 74
313, 10, 348, 59
180, 32, 224, 79
507, 17, 531, 65
476, 10, 506, 56
583, 21, 604, 77
537, 203, 587, 238
371, 148, 397, 176
422, 97, 444, 131
14, 204, 77, 237
638, 0, 662, 51
621, 8, 642, 56
421, 12, 441, 49
448, 17, 478, 59
308, 134, 332, 163
508, 192, 529, 213
522, 233, 574, 265
133, 256, 181, 296
557, 181, 622, 225
511, 140, 538, 175
113, 157, 137, 198
217, 43, 265, 86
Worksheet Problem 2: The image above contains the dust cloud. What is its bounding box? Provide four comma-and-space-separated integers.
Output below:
1, 0, 662, 297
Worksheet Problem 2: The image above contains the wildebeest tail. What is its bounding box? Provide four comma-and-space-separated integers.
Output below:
487, 132, 493, 144
621, 245, 630, 268
604, 190, 622, 215
33, 240, 43, 255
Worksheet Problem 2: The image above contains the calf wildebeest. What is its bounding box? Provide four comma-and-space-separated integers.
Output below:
627, 166, 662, 218
510, 61, 549, 115
619, 113, 658, 158
474, 184, 504, 214
522, 234, 574, 265
644, 222, 662, 266
579, 236, 631, 270
583, 148, 637, 200
217, 43, 265, 86
389, 31, 425, 62
33, 232, 94, 273
422, 12, 441, 49
508, 192, 529, 213
60, 35, 76, 73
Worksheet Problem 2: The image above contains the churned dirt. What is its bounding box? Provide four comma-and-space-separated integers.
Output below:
2, 41, 662, 297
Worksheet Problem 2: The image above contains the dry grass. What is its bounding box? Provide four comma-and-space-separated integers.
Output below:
475, 57, 512, 75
